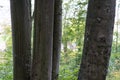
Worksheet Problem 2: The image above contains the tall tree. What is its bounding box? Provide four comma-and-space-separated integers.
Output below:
78, 0, 116, 80
52, 0, 62, 80
115, 4, 120, 52
31, 0, 54, 80
10, 0, 32, 80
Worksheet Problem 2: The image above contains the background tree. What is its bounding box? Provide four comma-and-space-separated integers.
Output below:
10, 0, 32, 80
31, 0, 54, 80
59, 0, 87, 79
1, 0, 120, 80
78, 0, 116, 80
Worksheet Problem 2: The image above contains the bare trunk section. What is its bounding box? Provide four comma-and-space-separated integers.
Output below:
78, 0, 116, 80
52, 0, 62, 80
10, 0, 32, 80
115, 4, 119, 52
31, 0, 54, 80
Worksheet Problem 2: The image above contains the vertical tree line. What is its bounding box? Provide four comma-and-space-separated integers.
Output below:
10, 0, 62, 80
10, 0, 116, 80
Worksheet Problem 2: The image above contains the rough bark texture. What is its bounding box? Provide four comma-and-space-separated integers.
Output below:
10, 0, 32, 80
78, 0, 116, 80
31, 0, 54, 80
52, 0, 62, 80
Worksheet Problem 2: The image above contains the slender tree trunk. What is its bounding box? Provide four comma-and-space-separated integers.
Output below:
52, 0, 62, 80
10, 0, 32, 80
78, 0, 116, 80
31, 0, 54, 80
116, 4, 119, 53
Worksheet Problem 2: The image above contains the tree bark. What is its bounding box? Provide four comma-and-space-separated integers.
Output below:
52, 0, 62, 80
31, 0, 54, 80
78, 0, 116, 80
10, 0, 32, 80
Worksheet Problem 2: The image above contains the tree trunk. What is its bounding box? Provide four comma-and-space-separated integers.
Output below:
115, 4, 119, 53
10, 0, 32, 80
31, 0, 54, 80
52, 0, 62, 80
78, 0, 116, 80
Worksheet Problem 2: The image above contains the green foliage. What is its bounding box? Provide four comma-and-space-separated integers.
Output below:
60, 0, 120, 80
106, 53, 120, 80
0, 0, 120, 80
0, 25, 13, 80
59, 50, 80, 80
59, 0, 87, 79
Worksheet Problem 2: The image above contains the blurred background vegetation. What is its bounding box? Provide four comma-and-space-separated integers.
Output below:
0, 0, 120, 80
